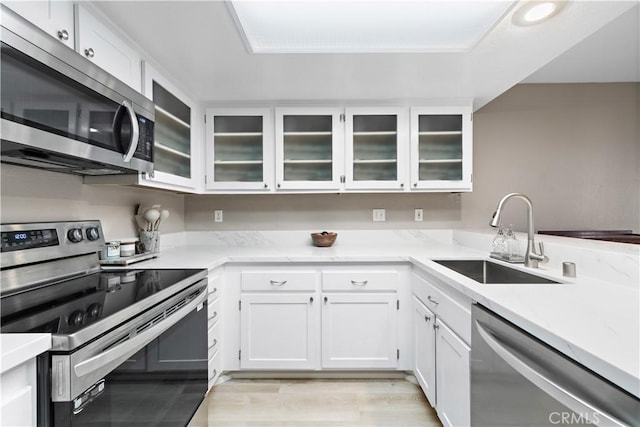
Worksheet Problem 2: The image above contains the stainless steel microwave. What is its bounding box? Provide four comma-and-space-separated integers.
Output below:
0, 5, 154, 176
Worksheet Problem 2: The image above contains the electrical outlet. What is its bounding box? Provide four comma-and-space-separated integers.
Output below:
214, 210, 223, 222
372, 209, 386, 222
414, 209, 424, 222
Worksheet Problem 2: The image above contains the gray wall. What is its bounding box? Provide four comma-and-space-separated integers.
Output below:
0, 165, 185, 241
186, 83, 640, 233
2, 83, 638, 235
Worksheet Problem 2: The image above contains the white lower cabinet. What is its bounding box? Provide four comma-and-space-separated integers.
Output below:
322, 293, 398, 369
236, 265, 405, 371
413, 297, 436, 406
240, 293, 318, 369
412, 270, 472, 427
435, 318, 470, 427
208, 268, 223, 388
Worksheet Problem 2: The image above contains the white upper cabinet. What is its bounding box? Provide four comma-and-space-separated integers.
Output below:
206, 108, 273, 191
142, 62, 197, 189
344, 107, 408, 190
74, 4, 142, 92
3, 0, 75, 49
410, 106, 473, 191
275, 108, 344, 190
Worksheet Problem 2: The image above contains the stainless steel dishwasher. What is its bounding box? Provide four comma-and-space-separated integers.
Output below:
471, 304, 640, 427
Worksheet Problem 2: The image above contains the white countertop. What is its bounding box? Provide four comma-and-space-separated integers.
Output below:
0, 334, 51, 374
95, 228, 640, 398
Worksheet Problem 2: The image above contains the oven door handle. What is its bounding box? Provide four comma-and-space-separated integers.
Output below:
73, 289, 206, 378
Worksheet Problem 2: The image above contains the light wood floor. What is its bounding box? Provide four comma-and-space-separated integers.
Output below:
188, 378, 442, 427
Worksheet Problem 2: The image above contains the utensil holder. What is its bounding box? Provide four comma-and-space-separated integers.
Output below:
139, 231, 160, 253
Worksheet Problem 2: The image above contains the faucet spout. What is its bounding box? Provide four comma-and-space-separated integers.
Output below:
490, 193, 546, 268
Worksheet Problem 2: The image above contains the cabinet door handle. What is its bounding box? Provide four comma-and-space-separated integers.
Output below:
324, 296, 328, 303
350, 280, 368, 286
427, 296, 439, 305
84, 47, 95, 58
424, 315, 431, 322
269, 280, 287, 286
264, 183, 268, 189
310, 297, 314, 303
57, 29, 69, 41
211, 311, 218, 319
434, 323, 440, 330
212, 339, 218, 346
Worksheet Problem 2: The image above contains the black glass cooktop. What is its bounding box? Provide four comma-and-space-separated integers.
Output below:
0, 269, 206, 335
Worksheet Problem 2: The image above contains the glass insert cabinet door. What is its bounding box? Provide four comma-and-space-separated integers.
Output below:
143, 62, 195, 188
344, 107, 408, 190
410, 106, 473, 191
205, 108, 273, 190
275, 108, 344, 190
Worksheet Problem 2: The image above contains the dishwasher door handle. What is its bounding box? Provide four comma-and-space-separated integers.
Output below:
475, 321, 626, 427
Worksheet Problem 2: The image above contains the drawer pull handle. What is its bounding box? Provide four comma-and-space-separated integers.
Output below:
84, 47, 95, 58
350, 280, 368, 286
57, 29, 69, 41
269, 280, 287, 286
211, 311, 218, 319
427, 296, 439, 305
212, 369, 217, 378
310, 297, 314, 303
324, 296, 328, 303
212, 287, 218, 293
212, 339, 218, 347
424, 315, 431, 322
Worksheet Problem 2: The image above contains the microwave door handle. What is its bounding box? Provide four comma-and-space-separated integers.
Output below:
475, 321, 626, 427
73, 289, 206, 378
121, 100, 140, 162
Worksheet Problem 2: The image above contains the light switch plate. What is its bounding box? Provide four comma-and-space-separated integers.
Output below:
415, 209, 424, 222
372, 209, 386, 222
214, 210, 223, 222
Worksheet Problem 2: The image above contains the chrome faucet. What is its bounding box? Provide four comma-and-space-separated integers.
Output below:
490, 193, 547, 268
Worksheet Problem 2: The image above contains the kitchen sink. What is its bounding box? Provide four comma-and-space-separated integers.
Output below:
433, 259, 561, 284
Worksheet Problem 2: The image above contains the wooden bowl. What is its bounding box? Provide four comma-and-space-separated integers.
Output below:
311, 232, 337, 247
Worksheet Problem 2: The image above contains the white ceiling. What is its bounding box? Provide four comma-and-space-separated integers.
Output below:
92, 1, 639, 110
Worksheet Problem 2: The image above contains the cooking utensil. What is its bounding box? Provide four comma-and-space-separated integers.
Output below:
155, 209, 170, 231
143, 209, 160, 232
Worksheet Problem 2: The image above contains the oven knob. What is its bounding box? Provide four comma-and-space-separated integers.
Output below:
69, 310, 85, 327
87, 303, 102, 319
67, 228, 84, 243
86, 227, 100, 241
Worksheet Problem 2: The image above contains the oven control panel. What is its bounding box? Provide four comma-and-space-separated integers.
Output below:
0, 221, 104, 268
2, 228, 59, 252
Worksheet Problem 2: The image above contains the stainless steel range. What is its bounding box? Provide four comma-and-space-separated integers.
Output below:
1, 221, 208, 427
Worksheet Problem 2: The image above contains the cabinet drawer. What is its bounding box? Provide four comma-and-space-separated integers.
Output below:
208, 351, 222, 390
413, 273, 471, 343
322, 271, 397, 291
208, 295, 220, 323
241, 271, 316, 291
208, 320, 221, 358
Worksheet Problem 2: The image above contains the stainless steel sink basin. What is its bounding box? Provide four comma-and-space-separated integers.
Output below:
433, 259, 561, 284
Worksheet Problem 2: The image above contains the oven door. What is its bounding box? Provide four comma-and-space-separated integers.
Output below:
50, 281, 208, 427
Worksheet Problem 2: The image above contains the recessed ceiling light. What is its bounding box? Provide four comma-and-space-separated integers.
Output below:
228, 1, 516, 54
513, 1, 565, 26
